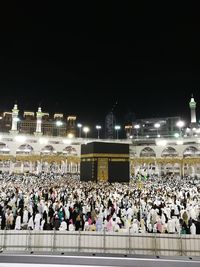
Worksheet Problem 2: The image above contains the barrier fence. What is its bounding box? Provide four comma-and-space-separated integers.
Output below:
0, 230, 200, 256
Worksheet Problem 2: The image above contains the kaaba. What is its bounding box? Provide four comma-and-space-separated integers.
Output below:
80, 142, 129, 183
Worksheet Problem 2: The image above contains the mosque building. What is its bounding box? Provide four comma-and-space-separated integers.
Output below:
0, 96, 200, 179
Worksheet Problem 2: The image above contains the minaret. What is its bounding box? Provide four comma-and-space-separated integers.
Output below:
34, 106, 43, 136
189, 94, 197, 124
10, 103, 19, 134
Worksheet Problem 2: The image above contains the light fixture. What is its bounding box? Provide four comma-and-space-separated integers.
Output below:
83, 126, 90, 138
96, 125, 102, 139
174, 133, 180, 138
156, 139, 167, 146
67, 133, 74, 139
56, 121, 63, 127
63, 139, 72, 145
39, 138, 48, 144
15, 136, 27, 142
176, 140, 183, 145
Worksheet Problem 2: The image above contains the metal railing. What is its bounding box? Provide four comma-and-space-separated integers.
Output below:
1, 230, 200, 256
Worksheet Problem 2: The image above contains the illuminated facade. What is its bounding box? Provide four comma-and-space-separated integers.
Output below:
0, 131, 199, 178
0, 96, 200, 177
131, 116, 181, 138
0, 105, 77, 137
0, 112, 12, 132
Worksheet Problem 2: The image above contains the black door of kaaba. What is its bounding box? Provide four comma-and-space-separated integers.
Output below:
80, 142, 129, 183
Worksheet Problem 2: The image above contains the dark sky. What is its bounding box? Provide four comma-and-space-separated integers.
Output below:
0, 3, 200, 126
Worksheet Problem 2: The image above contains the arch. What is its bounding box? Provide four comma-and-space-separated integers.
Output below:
174, 163, 180, 168
165, 163, 173, 168
140, 147, 156, 157
183, 146, 199, 157
16, 144, 34, 155
41, 145, 57, 155
0, 142, 10, 154
165, 163, 173, 173
63, 146, 77, 155
161, 147, 178, 157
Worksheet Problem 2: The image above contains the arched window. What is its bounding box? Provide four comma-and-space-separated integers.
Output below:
140, 147, 156, 157
183, 146, 200, 157
63, 146, 77, 155
41, 145, 56, 155
16, 144, 33, 155
161, 147, 178, 157
0, 142, 10, 154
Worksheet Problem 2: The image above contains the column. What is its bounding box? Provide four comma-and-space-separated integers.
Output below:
9, 161, 14, 174
29, 161, 33, 173
76, 163, 78, 173
20, 162, 24, 173
71, 162, 73, 173
36, 161, 41, 174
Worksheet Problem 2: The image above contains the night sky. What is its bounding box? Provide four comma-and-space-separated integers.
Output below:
0, 3, 200, 126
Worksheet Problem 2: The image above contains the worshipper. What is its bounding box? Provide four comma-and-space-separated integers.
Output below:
0, 172, 200, 235
15, 213, 21, 230
84, 221, 90, 231
59, 218, 67, 231
6, 211, 14, 230
28, 215, 34, 230
53, 214, 61, 230
40, 218, 46, 230
22, 206, 29, 227
34, 211, 41, 230
130, 219, 139, 234
96, 216, 103, 231
69, 219, 75, 231
190, 220, 196, 235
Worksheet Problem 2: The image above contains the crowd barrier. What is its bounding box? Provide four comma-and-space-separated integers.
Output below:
0, 230, 200, 256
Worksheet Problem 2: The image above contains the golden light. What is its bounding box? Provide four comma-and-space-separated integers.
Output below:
67, 133, 74, 139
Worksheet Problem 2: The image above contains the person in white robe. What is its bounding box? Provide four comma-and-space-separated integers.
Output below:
130, 219, 139, 234
113, 222, 120, 232
167, 218, 175, 233
28, 216, 34, 230
40, 219, 45, 230
34, 212, 41, 230
69, 221, 75, 231
190, 221, 196, 235
59, 219, 67, 231
23, 207, 29, 225
15, 215, 21, 230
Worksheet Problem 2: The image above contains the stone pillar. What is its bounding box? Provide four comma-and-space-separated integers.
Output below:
36, 161, 41, 174
21, 162, 24, 173
9, 161, 14, 174
76, 163, 78, 173
71, 162, 73, 173
29, 161, 33, 173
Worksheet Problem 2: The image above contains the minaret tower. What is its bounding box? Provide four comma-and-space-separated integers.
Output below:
189, 94, 197, 124
10, 103, 19, 134
34, 106, 43, 136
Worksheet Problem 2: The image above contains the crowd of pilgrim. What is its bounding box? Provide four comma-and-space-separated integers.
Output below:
0, 172, 200, 234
